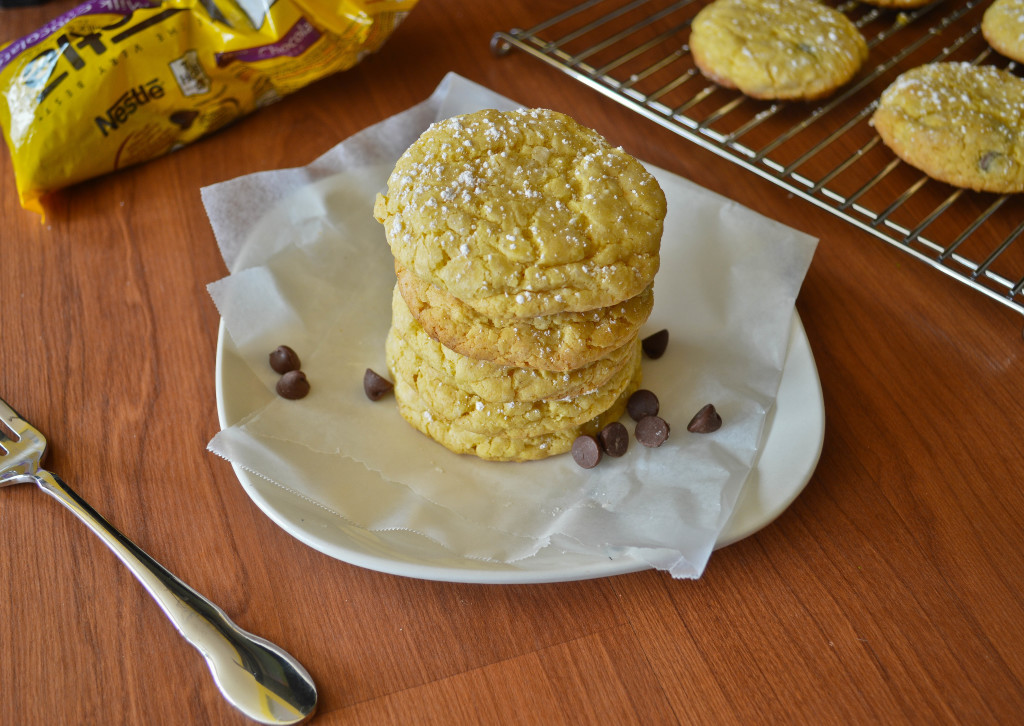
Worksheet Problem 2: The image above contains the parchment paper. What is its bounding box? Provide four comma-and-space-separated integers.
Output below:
203, 72, 818, 579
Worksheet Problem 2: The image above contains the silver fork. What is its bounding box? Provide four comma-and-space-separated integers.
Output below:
0, 395, 317, 725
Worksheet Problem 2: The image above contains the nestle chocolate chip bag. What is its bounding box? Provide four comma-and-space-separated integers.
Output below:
0, 0, 417, 216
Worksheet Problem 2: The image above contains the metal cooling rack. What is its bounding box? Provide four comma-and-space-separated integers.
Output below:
492, 0, 1024, 322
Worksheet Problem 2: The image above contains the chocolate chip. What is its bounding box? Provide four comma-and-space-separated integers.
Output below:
979, 150, 1002, 172
269, 345, 301, 374
641, 329, 669, 359
686, 404, 722, 433
627, 389, 659, 421
363, 368, 394, 401
597, 421, 629, 457
276, 370, 310, 400
635, 416, 670, 447
571, 434, 603, 469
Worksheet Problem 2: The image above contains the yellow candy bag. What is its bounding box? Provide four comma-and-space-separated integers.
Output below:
0, 0, 417, 215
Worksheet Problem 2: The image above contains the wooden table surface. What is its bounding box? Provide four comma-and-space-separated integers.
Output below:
3, 1, 1023, 724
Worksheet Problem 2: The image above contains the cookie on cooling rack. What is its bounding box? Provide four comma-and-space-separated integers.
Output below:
688, 0, 868, 101
983, 0, 1024, 63
871, 62, 1024, 194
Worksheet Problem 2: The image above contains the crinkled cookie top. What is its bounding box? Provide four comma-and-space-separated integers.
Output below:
689, 0, 868, 101
374, 108, 665, 320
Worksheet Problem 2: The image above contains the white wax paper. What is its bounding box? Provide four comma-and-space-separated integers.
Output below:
203, 73, 818, 579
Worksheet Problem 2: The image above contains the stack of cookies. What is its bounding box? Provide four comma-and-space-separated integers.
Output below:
373, 108, 666, 461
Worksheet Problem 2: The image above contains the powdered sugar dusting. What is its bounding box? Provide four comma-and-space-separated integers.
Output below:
375, 107, 665, 318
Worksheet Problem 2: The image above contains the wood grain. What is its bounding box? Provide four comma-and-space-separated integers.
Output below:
2, 1, 1023, 724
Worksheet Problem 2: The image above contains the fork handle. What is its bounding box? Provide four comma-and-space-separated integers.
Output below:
34, 471, 317, 725
36, 470, 225, 631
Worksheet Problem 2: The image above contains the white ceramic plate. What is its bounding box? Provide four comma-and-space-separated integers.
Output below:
215, 308, 823, 584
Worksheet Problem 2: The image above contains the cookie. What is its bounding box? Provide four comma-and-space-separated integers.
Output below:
388, 320, 641, 438
689, 0, 869, 101
374, 107, 665, 319
389, 329, 640, 439
872, 62, 1024, 194
983, 0, 1024, 64
396, 263, 654, 371
388, 285, 636, 403
392, 358, 642, 462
